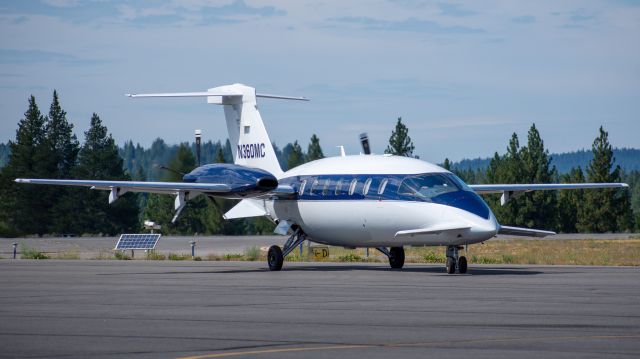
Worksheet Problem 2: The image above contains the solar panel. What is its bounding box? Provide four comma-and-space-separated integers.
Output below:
115, 234, 161, 250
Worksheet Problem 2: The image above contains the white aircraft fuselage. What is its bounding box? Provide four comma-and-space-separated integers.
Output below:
266, 155, 499, 248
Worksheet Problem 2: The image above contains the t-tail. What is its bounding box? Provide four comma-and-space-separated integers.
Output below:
126, 83, 308, 177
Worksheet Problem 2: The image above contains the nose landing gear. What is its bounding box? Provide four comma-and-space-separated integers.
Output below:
267, 228, 306, 271
446, 245, 467, 274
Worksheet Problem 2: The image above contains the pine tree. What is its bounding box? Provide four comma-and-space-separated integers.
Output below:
578, 127, 634, 232
385, 117, 416, 158
0, 96, 49, 235
214, 146, 226, 164
42, 91, 80, 234
43, 91, 79, 178
484, 134, 523, 226
306, 134, 324, 161
287, 141, 305, 169
69, 113, 139, 235
443, 158, 451, 170
557, 167, 585, 233
518, 124, 558, 230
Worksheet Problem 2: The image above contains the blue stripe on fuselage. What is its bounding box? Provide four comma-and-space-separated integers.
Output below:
278, 173, 490, 219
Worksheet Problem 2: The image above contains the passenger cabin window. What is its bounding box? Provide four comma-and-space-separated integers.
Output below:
378, 179, 388, 194
299, 179, 307, 195
310, 179, 319, 195
322, 180, 331, 196
348, 179, 358, 195
363, 178, 372, 195
398, 174, 459, 199
334, 179, 343, 195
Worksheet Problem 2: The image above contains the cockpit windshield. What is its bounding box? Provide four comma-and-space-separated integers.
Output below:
447, 173, 473, 192
398, 173, 465, 199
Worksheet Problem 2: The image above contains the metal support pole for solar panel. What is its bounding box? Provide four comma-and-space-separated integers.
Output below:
190, 241, 196, 259
12, 242, 17, 259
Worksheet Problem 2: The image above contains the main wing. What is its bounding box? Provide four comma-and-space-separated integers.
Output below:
15, 178, 233, 223
469, 183, 628, 205
15, 178, 231, 195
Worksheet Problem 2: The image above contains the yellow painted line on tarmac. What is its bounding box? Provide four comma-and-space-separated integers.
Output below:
177, 344, 372, 359
177, 333, 640, 359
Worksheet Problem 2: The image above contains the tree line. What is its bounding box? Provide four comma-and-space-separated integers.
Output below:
443, 124, 638, 232
0, 94, 637, 236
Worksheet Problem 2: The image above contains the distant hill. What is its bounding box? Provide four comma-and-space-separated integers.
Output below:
451, 148, 640, 174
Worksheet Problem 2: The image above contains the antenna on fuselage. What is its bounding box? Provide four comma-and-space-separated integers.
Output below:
359, 133, 371, 155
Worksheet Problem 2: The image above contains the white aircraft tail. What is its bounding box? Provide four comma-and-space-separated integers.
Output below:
126, 83, 308, 177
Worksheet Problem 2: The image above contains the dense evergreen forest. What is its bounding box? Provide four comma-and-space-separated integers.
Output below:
452, 148, 640, 174
0, 94, 637, 236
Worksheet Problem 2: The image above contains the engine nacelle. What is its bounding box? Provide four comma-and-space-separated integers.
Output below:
182, 163, 278, 199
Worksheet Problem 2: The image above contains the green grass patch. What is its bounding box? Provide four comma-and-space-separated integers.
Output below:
243, 246, 261, 261
337, 253, 363, 262
146, 251, 166, 260
114, 251, 131, 260
167, 253, 191, 261
21, 246, 49, 260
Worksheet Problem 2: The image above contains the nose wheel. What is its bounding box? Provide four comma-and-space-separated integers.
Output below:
445, 245, 467, 274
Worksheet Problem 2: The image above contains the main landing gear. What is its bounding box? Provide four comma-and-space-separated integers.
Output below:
267, 228, 306, 271
376, 246, 405, 269
445, 245, 467, 274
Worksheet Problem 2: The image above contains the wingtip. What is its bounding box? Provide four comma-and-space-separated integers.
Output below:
124, 93, 133, 97
15, 178, 27, 183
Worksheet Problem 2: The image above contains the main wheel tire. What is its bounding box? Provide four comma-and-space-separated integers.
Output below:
389, 247, 405, 269
445, 257, 456, 274
458, 256, 468, 274
267, 245, 283, 271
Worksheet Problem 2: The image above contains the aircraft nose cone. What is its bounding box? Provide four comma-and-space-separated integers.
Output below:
471, 215, 499, 238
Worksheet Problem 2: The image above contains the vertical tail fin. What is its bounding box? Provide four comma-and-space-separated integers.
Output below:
212, 84, 283, 176
126, 83, 308, 177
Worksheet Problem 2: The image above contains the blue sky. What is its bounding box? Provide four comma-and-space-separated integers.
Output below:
0, 0, 638, 163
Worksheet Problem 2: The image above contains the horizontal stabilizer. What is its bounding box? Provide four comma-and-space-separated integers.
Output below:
125, 92, 308, 101
498, 225, 556, 237
223, 199, 267, 220
395, 224, 471, 237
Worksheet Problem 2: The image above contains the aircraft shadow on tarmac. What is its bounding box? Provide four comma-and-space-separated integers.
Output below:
115, 265, 544, 276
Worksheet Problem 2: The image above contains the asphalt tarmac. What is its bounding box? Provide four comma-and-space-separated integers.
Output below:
0, 260, 639, 359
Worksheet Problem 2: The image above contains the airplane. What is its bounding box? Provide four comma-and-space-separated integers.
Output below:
16, 83, 629, 274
